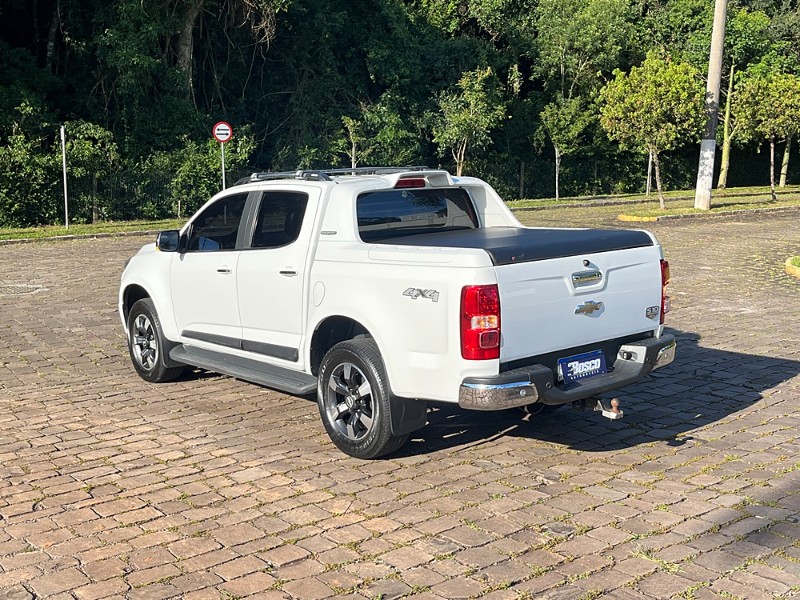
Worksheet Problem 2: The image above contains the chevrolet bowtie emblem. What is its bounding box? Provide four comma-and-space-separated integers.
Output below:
575, 300, 603, 315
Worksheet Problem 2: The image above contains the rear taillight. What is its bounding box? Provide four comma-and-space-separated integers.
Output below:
461, 284, 501, 360
660, 259, 670, 324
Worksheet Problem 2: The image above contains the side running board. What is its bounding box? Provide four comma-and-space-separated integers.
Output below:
170, 345, 318, 395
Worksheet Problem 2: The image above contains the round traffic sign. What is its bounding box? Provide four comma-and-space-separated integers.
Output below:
213, 121, 233, 143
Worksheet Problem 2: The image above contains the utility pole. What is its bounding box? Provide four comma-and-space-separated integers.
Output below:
694, 0, 728, 210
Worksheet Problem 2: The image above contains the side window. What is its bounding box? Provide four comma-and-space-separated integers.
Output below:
251, 191, 309, 249
187, 193, 248, 252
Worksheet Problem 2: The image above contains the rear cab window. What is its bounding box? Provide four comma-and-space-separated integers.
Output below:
357, 188, 479, 242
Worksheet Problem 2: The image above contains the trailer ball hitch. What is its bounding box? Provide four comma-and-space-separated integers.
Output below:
574, 397, 623, 420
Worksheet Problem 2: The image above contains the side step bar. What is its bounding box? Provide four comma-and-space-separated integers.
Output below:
170, 345, 318, 395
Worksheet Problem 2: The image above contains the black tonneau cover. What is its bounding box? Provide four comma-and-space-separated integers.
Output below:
372, 226, 654, 266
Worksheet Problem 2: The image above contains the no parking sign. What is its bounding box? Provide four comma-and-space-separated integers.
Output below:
213, 121, 233, 189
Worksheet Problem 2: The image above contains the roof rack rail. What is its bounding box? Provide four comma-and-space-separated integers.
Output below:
234, 166, 432, 186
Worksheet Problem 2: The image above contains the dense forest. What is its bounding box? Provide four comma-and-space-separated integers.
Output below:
1, 0, 799, 226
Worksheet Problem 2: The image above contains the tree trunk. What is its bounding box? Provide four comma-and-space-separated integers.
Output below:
46, 1, 59, 73
770, 136, 776, 202
717, 64, 735, 189
519, 161, 525, 199
92, 172, 99, 223
351, 140, 357, 169
652, 148, 665, 210
454, 139, 468, 177
177, 1, 204, 101
780, 134, 792, 187
554, 145, 561, 201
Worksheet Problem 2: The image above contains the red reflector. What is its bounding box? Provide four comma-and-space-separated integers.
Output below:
395, 177, 426, 189
461, 285, 501, 360
660, 259, 670, 324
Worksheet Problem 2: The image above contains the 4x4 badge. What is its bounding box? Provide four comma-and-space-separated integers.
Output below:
575, 300, 603, 315
403, 288, 440, 302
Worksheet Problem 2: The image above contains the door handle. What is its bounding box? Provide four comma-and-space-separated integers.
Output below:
279, 268, 297, 277
217, 266, 232, 274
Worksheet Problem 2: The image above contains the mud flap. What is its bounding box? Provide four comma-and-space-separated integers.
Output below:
389, 396, 428, 435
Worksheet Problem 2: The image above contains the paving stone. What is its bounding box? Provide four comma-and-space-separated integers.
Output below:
1, 212, 799, 600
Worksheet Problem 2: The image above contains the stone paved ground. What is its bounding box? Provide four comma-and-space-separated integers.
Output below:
0, 208, 799, 600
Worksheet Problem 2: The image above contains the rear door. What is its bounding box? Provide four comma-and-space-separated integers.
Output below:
237, 188, 320, 368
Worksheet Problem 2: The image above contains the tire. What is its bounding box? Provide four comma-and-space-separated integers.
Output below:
127, 298, 185, 383
317, 338, 409, 459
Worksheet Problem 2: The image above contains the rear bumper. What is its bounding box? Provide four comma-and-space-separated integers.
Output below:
458, 334, 676, 411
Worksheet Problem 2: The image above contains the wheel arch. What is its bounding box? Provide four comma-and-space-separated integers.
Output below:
122, 284, 151, 324
309, 316, 372, 376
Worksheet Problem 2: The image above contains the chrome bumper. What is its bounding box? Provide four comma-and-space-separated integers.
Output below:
459, 334, 676, 411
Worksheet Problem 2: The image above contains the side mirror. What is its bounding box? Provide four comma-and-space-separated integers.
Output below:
156, 230, 180, 252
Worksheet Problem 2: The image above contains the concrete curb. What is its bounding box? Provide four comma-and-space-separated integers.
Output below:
616, 205, 800, 222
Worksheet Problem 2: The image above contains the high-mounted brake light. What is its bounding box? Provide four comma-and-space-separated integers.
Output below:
461, 284, 501, 360
394, 177, 426, 189
660, 259, 670, 324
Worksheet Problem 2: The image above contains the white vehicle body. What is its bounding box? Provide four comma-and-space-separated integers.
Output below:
120, 168, 675, 458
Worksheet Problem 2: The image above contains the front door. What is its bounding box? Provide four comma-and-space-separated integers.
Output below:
170, 192, 249, 348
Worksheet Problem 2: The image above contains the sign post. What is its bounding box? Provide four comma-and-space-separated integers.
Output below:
213, 121, 233, 189
60, 125, 69, 229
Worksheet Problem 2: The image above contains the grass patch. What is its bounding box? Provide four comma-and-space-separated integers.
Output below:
790, 256, 800, 268
0, 219, 184, 241
616, 193, 800, 219
506, 184, 800, 209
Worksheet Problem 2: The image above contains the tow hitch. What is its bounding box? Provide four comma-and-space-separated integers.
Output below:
574, 397, 623, 420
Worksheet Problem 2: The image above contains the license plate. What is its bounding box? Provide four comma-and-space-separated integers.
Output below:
558, 350, 607, 383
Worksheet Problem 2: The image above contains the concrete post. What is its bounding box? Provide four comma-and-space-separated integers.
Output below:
694, 0, 728, 210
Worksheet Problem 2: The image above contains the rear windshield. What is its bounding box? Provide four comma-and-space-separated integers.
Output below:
357, 188, 479, 242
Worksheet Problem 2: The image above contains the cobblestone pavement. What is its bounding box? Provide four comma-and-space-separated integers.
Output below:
0, 209, 799, 600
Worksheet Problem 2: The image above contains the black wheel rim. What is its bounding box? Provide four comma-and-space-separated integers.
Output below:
325, 362, 374, 441
131, 314, 158, 371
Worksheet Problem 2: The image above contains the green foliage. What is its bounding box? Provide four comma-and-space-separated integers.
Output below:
0, 101, 59, 227
600, 53, 705, 207
333, 94, 421, 168
1, 0, 800, 226
735, 73, 800, 144
600, 55, 705, 155
153, 128, 257, 217
535, 0, 635, 98
431, 67, 507, 176
538, 97, 595, 198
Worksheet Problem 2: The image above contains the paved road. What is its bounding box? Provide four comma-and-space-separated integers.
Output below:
0, 209, 799, 600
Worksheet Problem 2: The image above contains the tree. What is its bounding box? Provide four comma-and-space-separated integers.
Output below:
600, 54, 705, 209
61, 121, 119, 222
535, 0, 634, 99
734, 72, 800, 201
716, 9, 773, 188
538, 97, 594, 200
335, 95, 420, 168
0, 101, 58, 227
431, 67, 506, 177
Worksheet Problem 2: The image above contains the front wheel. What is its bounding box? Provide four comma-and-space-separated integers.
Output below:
317, 339, 409, 459
127, 298, 185, 383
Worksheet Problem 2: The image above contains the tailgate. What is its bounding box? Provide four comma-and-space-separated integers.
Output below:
497, 246, 663, 363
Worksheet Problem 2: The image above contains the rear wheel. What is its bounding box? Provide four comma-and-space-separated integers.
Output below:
127, 298, 185, 383
317, 338, 409, 459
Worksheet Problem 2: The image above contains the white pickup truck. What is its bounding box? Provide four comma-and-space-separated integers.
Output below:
119, 167, 675, 458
